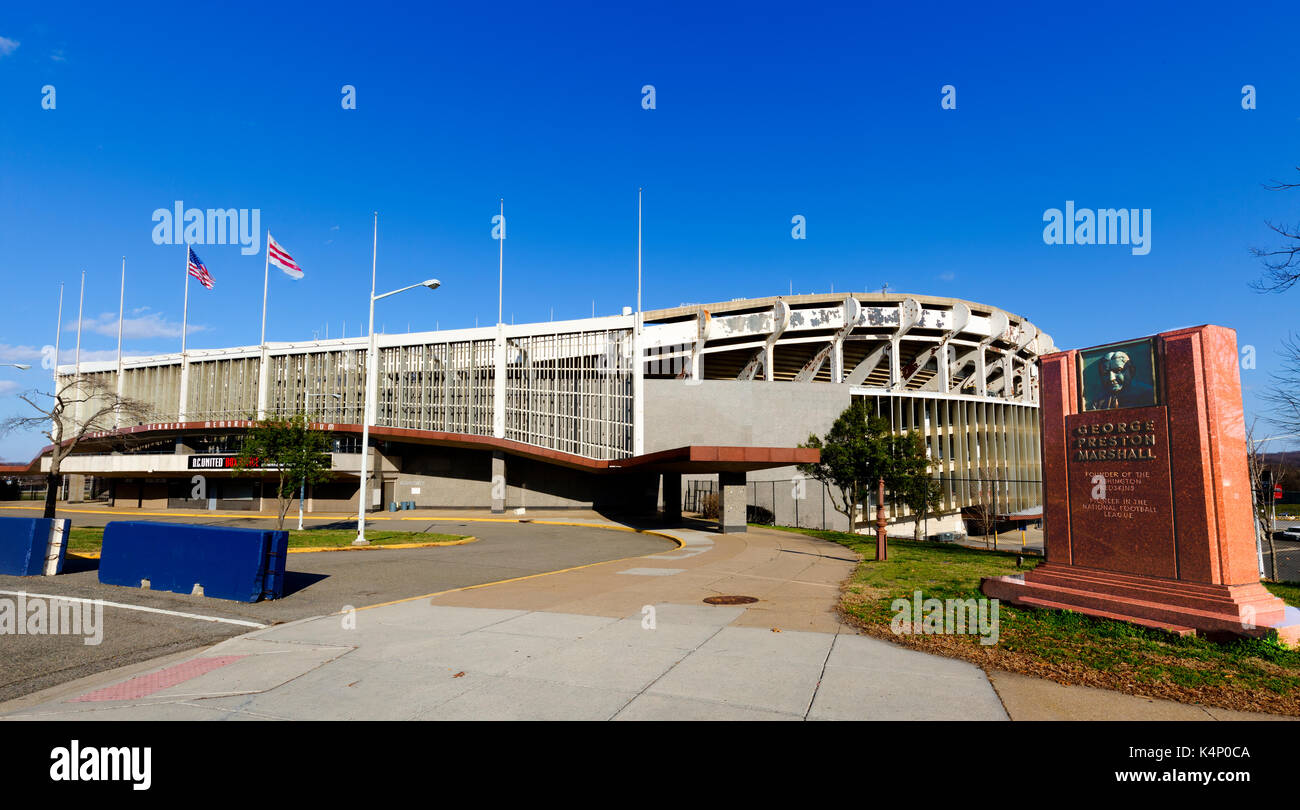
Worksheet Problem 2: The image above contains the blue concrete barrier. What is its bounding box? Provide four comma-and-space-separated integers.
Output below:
98, 522, 288, 602
0, 517, 70, 576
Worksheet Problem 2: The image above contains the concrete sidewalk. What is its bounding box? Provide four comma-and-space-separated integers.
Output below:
0, 523, 1289, 721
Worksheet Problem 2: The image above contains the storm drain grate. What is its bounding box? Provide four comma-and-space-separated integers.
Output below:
703, 595, 759, 605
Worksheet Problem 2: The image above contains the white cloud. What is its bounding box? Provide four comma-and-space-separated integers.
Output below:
0, 37, 18, 57
50, 49, 65, 62
0, 343, 173, 371
0, 345, 43, 363
64, 312, 205, 339
938, 272, 955, 282
0, 380, 23, 397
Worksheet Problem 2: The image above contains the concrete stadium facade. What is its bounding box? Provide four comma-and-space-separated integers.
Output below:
23, 292, 1054, 534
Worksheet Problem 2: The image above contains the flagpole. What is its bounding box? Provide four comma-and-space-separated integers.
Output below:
632, 188, 644, 456
116, 257, 125, 376
497, 198, 504, 325
53, 283, 63, 388
73, 270, 84, 432
74, 270, 84, 376
181, 244, 190, 356
116, 256, 126, 428
637, 187, 642, 317
260, 230, 270, 346
493, 198, 506, 445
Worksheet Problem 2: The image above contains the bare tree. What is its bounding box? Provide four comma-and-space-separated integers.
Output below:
1245, 419, 1280, 579
968, 466, 1000, 548
1261, 333, 1300, 438
1, 376, 150, 519
1250, 167, 1300, 293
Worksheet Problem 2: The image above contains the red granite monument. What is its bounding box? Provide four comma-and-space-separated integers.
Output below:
982, 325, 1300, 646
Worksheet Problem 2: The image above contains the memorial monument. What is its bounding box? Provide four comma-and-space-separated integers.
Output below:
982, 325, 1300, 646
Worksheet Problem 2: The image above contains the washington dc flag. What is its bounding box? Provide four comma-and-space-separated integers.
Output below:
267, 234, 303, 279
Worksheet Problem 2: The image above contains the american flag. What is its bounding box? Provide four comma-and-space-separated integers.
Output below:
267, 234, 303, 279
187, 247, 214, 289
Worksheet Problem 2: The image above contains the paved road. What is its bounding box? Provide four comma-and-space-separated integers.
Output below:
3, 522, 1285, 722
0, 508, 674, 702
1262, 533, 1300, 582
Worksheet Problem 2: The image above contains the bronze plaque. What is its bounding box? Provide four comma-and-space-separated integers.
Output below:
1065, 405, 1177, 578
1078, 337, 1160, 412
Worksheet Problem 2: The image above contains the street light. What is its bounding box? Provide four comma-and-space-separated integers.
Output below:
354, 281, 439, 544
0, 364, 31, 370
354, 219, 441, 546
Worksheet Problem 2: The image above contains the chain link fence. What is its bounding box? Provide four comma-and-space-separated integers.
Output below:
683, 475, 1044, 534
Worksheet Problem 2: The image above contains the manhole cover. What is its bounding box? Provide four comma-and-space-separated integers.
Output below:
703, 595, 758, 605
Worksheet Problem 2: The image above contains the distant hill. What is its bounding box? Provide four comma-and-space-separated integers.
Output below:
1260, 451, 1300, 467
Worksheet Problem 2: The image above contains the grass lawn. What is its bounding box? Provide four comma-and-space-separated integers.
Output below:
67, 526, 470, 552
770, 525, 1300, 717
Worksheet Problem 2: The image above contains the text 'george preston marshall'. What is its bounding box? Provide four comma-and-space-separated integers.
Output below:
1073, 420, 1158, 462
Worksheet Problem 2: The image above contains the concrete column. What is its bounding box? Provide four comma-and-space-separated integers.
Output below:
493, 328, 506, 438
177, 359, 190, 422
66, 474, 85, 504
936, 343, 951, 392
717, 471, 747, 533
662, 473, 682, 523
491, 451, 506, 513
115, 364, 126, 429
633, 314, 645, 455
366, 338, 381, 427
889, 338, 901, 387
256, 349, 270, 419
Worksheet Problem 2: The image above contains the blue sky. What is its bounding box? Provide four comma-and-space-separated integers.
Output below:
1, 1, 1299, 460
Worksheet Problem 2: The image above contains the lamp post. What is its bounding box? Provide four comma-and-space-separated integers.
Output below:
0, 364, 31, 370
353, 217, 441, 546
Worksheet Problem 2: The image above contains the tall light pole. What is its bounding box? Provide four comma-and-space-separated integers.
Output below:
354, 212, 442, 545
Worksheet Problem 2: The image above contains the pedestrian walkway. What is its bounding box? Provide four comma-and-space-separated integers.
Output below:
0, 522, 1289, 721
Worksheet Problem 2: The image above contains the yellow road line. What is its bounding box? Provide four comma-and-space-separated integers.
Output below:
0, 505, 354, 521
64, 537, 480, 559
351, 528, 686, 612
396, 515, 672, 536
288, 536, 479, 553
1, 505, 669, 535
21, 504, 688, 613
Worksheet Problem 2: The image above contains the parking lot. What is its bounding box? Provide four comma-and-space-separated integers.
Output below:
0, 506, 675, 702
1263, 520, 1300, 582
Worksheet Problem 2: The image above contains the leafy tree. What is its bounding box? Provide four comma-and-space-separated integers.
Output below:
234, 413, 333, 530
892, 431, 943, 542
800, 403, 937, 558
798, 402, 893, 533
1, 376, 149, 518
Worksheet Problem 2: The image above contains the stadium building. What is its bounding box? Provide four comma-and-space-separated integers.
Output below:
11, 292, 1054, 534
